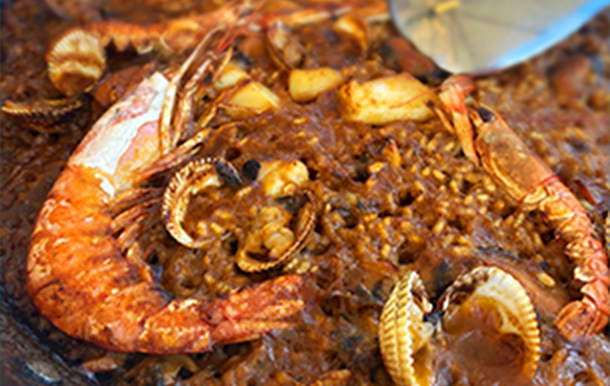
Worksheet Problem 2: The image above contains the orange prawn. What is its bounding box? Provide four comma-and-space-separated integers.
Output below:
434, 75, 609, 341
26, 18, 305, 354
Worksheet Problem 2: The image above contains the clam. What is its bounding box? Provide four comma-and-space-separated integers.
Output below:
162, 157, 242, 249
379, 267, 540, 386
1, 96, 86, 132
47, 29, 105, 96
237, 160, 315, 273
440, 267, 541, 382
379, 271, 435, 386
266, 20, 306, 69
236, 190, 316, 273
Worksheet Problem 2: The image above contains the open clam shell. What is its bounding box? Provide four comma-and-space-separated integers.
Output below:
439, 266, 541, 381
162, 157, 242, 249
1, 96, 85, 132
379, 271, 435, 386
47, 29, 105, 96
236, 190, 317, 273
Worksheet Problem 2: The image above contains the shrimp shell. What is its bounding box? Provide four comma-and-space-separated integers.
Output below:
27, 68, 304, 354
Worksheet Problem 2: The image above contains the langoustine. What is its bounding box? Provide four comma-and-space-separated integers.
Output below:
434, 76, 609, 341
25, 15, 306, 355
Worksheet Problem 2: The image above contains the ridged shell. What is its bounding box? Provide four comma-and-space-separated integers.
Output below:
162, 157, 242, 249
236, 190, 317, 273
47, 29, 105, 96
1, 96, 85, 132
439, 266, 541, 380
379, 271, 435, 386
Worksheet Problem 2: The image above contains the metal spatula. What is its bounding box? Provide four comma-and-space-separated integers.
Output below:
388, 0, 608, 74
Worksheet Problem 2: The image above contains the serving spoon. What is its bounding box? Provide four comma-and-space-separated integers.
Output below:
388, 0, 609, 74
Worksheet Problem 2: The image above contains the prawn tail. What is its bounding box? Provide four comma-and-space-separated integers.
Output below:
556, 251, 610, 341
556, 231, 608, 343
206, 274, 305, 345
554, 279, 609, 341
529, 178, 609, 340
83, 273, 304, 354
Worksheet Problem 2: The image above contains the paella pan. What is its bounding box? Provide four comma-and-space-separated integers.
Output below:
1, 0, 609, 385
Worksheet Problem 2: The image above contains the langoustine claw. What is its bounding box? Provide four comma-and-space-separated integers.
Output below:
26, 15, 305, 354
433, 77, 610, 341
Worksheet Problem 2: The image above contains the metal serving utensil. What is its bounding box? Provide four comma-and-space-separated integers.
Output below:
388, 0, 609, 74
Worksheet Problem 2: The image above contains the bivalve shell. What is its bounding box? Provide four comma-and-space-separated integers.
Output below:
236, 190, 317, 273
47, 29, 105, 96
1, 96, 86, 132
379, 271, 435, 386
439, 266, 541, 381
162, 157, 241, 249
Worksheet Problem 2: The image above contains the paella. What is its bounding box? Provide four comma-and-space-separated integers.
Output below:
1, 0, 609, 385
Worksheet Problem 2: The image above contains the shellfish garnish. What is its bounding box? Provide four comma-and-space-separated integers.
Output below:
162, 158, 316, 272
47, 29, 105, 97
379, 271, 435, 386
266, 20, 307, 69
236, 159, 316, 272
379, 267, 540, 386
439, 266, 541, 384
236, 190, 316, 273
162, 157, 243, 249
1, 96, 86, 132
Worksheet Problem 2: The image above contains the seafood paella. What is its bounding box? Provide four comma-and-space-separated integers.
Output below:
1, 0, 609, 385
